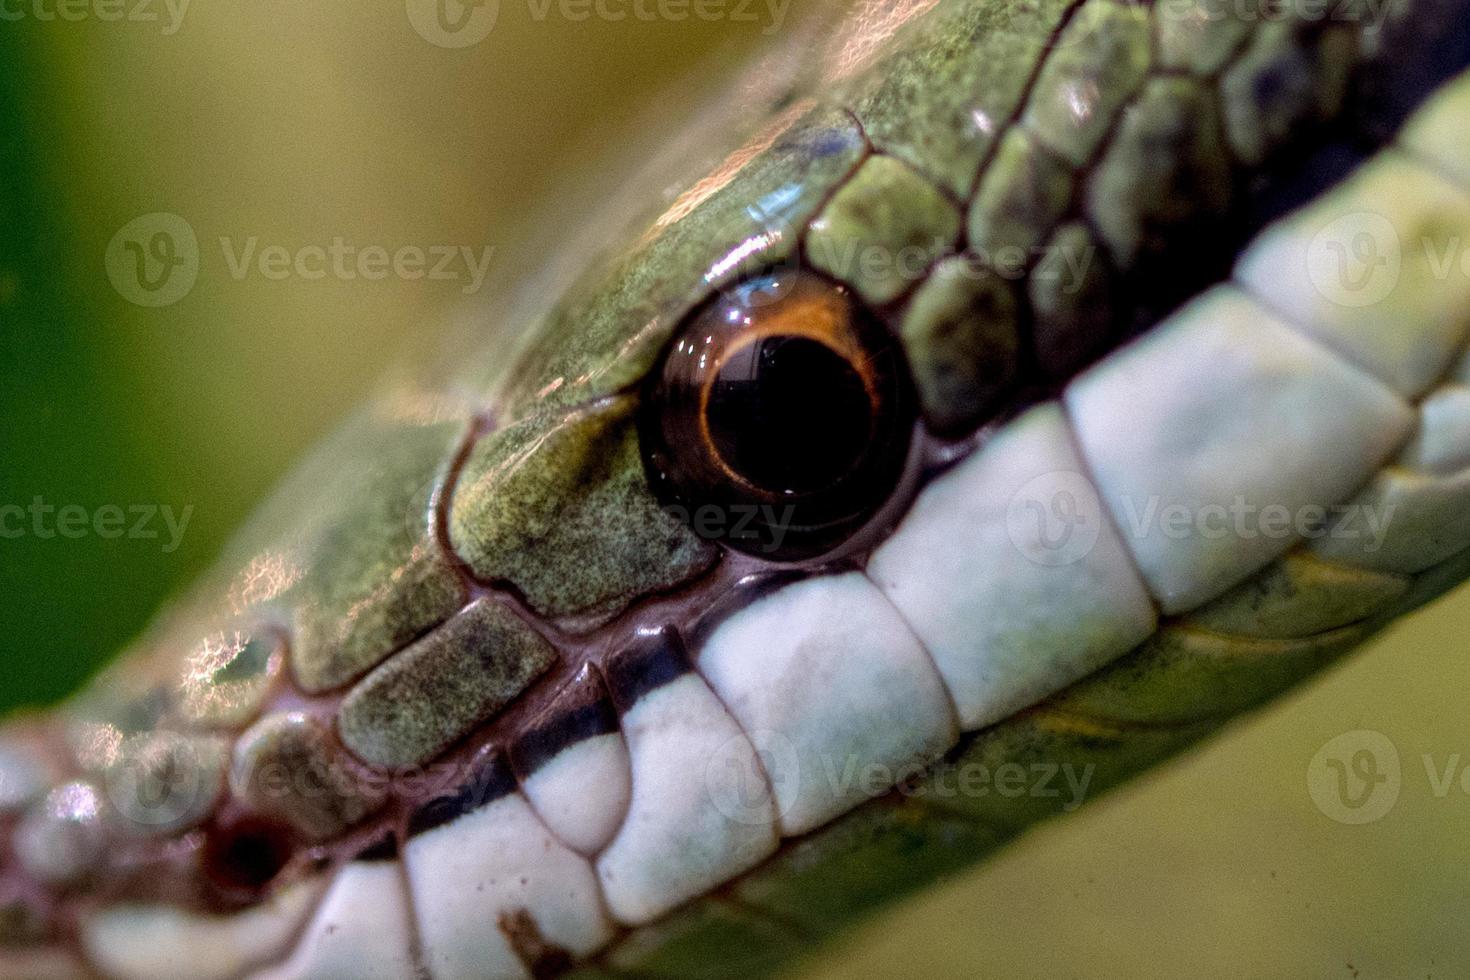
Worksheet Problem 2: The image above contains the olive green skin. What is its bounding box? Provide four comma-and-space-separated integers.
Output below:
8, 0, 1470, 975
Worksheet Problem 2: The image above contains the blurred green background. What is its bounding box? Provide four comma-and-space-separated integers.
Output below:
1, 2, 1468, 977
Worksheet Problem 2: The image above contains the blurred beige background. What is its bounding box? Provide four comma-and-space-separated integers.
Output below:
8, 1, 1470, 977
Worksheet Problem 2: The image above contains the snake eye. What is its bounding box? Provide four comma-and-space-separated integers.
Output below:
642, 269, 914, 561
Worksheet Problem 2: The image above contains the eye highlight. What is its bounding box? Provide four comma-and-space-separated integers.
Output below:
642, 269, 914, 561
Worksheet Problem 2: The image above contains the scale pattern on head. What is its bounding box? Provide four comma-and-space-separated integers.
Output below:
5, 0, 1470, 976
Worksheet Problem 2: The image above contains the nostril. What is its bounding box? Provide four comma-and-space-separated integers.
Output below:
202, 815, 296, 900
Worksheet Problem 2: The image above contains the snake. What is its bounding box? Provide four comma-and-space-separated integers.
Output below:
4, 0, 1470, 976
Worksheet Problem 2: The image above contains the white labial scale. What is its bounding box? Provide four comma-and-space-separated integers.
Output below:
251, 861, 417, 980
1065, 285, 1414, 614
867, 403, 1157, 731
1398, 67, 1470, 191
521, 732, 631, 855
405, 792, 613, 980
1234, 149, 1470, 399
1399, 384, 1470, 475
1313, 467, 1470, 575
695, 572, 958, 835
595, 673, 778, 926
1314, 377, 1470, 576
81, 879, 324, 980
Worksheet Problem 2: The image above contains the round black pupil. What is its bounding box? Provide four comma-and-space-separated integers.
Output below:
706, 335, 873, 495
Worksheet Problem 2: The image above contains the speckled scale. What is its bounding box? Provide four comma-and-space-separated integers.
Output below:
337, 598, 559, 770
0, 736, 52, 818
806, 154, 962, 305
1220, 21, 1358, 167
196, 394, 476, 697
728, 800, 1010, 942
1022, 0, 1152, 168
1027, 220, 1116, 378
107, 730, 228, 838
835, 0, 1074, 198
967, 127, 1074, 260
1086, 75, 1233, 270
500, 106, 867, 417
173, 627, 285, 730
12, 783, 110, 888
898, 256, 1022, 432
447, 398, 719, 627
61, 661, 176, 774
230, 712, 386, 841
1188, 552, 1411, 640
592, 52, 1470, 974
1048, 624, 1371, 726
282, 413, 469, 695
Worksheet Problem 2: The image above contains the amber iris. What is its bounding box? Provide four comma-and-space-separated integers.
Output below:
642, 270, 913, 560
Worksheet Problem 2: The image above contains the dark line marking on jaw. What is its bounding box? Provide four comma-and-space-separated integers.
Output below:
406, 747, 517, 839
683, 570, 810, 653
508, 664, 620, 779
603, 626, 692, 714
354, 832, 400, 864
